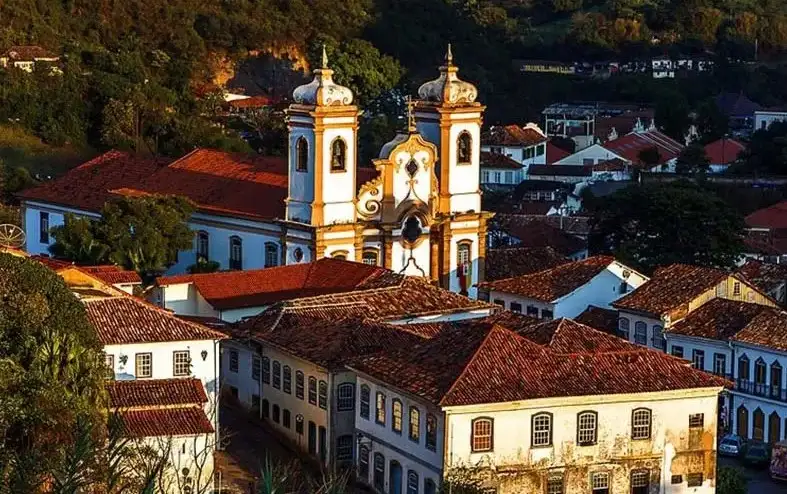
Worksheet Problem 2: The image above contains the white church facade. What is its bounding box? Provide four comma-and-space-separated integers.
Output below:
19, 46, 491, 297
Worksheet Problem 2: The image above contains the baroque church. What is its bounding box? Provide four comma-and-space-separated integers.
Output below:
284, 46, 491, 297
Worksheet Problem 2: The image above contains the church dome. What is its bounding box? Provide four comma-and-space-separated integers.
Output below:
292, 46, 354, 107
417, 45, 478, 105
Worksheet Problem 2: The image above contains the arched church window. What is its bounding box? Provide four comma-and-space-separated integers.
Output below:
457, 132, 472, 165
296, 137, 308, 172
457, 241, 472, 294
402, 216, 421, 244
362, 249, 379, 266
332, 250, 349, 260
330, 138, 347, 172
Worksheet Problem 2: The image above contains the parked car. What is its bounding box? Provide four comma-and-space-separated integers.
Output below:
744, 441, 771, 468
719, 434, 746, 457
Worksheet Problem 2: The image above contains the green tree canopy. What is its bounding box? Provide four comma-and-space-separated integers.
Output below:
50, 214, 111, 264
676, 142, 711, 174
590, 181, 745, 272
737, 120, 787, 174
0, 254, 106, 491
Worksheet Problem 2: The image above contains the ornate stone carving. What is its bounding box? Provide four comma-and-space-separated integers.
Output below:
417, 44, 478, 105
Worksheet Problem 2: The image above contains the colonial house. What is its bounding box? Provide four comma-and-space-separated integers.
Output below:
19, 46, 491, 298
743, 201, 787, 264
477, 256, 648, 319
484, 246, 568, 282
613, 264, 776, 352
480, 123, 548, 175
479, 152, 524, 188
0, 45, 59, 71
30, 255, 141, 294
738, 259, 787, 306
664, 299, 787, 444
228, 271, 494, 466
703, 138, 745, 173
349, 314, 728, 494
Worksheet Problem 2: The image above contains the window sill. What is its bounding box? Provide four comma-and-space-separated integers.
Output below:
531, 443, 553, 449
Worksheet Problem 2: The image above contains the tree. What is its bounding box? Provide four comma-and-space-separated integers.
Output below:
50, 214, 111, 265
590, 181, 746, 272
0, 254, 107, 490
694, 98, 729, 142
716, 466, 747, 494
676, 143, 711, 174
638, 146, 662, 167
738, 121, 787, 175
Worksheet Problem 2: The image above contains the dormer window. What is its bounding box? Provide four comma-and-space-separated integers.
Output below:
330, 138, 346, 172
296, 137, 309, 172
457, 131, 472, 165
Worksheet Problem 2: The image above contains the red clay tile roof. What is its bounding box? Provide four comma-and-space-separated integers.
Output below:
495, 214, 587, 256
107, 378, 208, 408
666, 298, 771, 341
2, 45, 58, 61
594, 111, 654, 141
483, 125, 546, 147
18, 151, 169, 212
227, 96, 274, 109
546, 142, 571, 164
485, 247, 568, 281
603, 130, 683, 165
593, 158, 630, 172
479, 256, 614, 302
158, 258, 398, 310
746, 201, 787, 230
119, 407, 214, 438
704, 138, 745, 165
79, 265, 141, 285
731, 307, 787, 352
613, 264, 730, 317
480, 152, 522, 170
574, 305, 620, 335
737, 259, 787, 295
84, 296, 228, 345
528, 164, 591, 177
350, 317, 728, 407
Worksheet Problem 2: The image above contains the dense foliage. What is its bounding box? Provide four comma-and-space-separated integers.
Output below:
716, 466, 747, 494
590, 181, 746, 272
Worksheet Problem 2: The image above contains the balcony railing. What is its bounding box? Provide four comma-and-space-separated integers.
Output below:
735, 378, 787, 402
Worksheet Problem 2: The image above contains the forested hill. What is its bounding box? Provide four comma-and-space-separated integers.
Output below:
1, 0, 787, 169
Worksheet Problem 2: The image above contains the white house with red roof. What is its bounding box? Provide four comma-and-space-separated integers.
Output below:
480, 123, 548, 178
744, 201, 787, 264
349, 314, 728, 494
20, 47, 492, 297
703, 137, 745, 173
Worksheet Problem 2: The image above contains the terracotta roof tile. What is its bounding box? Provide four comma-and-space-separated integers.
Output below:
574, 305, 620, 335
119, 407, 214, 438
18, 151, 168, 212
666, 299, 770, 341
495, 214, 587, 256
546, 142, 570, 164
84, 296, 228, 345
158, 258, 399, 310
746, 201, 787, 230
603, 130, 683, 165
479, 256, 614, 302
79, 265, 141, 285
480, 152, 522, 170
737, 259, 787, 295
227, 96, 274, 109
483, 125, 546, 147
107, 378, 207, 408
731, 307, 787, 352
704, 138, 745, 165
613, 264, 730, 317
485, 247, 568, 281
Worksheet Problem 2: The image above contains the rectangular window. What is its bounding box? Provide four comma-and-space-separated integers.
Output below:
536, 144, 545, 156
295, 371, 304, 399
272, 362, 281, 389
135, 353, 152, 378
336, 435, 353, 461
526, 306, 539, 317
173, 351, 190, 377
375, 392, 386, 425
318, 380, 327, 409
733, 282, 741, 296
308, 378, 317, 405
493, 171, 501, 183
252, 356, 261, 381
591, 472, 609, 494
713, 353, 726, 375
493, 299, 504, 307
261, 357, 270, 384
504, 171, 513, 184
546, 475, 563, 494
39, 212, 49, 244
541, 309, 553, 320
532, 414, 552, 447
631, 470, 650, 494
337, 384, 354, 411
671, 346, 684, 358
632, 410, 652, 440
283, 409, 291, 429
251, 394, 260, 413
229, 349, 239, 373
651, 325, 665, 350
510, 302, 522, 313
283, 366, 292, 394
360, 386, 370, 419
687, 473, 703, 487
577, 413, 597, 446
692, 349, 705, 370
481, 171, 489, 183
671, 475, 682, 485
689, 413, 704, 429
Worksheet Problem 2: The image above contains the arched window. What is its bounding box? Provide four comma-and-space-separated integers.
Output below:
652, 325, 665, 350
755, 358, 767, 389
360, 385, 371, 419
532, 412, 553, 447
295, 371, 304, 399
577, 411, 598, 446
772, 361, 783, 399
337, 383, 354, 411
308, 377, 317, 405
737, 405, 749, 439
426, 414, 437, 451
618, 317, 630, 339
407, 471, 419, 494
373, 453, 385, 491
332, 250, 348, 260
376, 392, 386, 424
753, 408, 765, 441
739, 354, 750, 380
261, 357, 271, 384
457, 241, 472, 295
282, 365, 292, 394
196, 231, 209, 261
392, 399, 403, 433
424, 479, 437, 494
457, 131, 472, 165
318, 380, 328, 409
330, 138, 347, 172
229, 236, 242, 270
272, 361, 281, 389
769, 411, 781, 445
362, 248, 379, 266
634, 321, 647, 345
296, 137, 309, 172
358, 445, 370, 481
409, 407, 420, 442
471, 417, 493, 452
631, 408, 652, 440
264, 242, 279, 268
